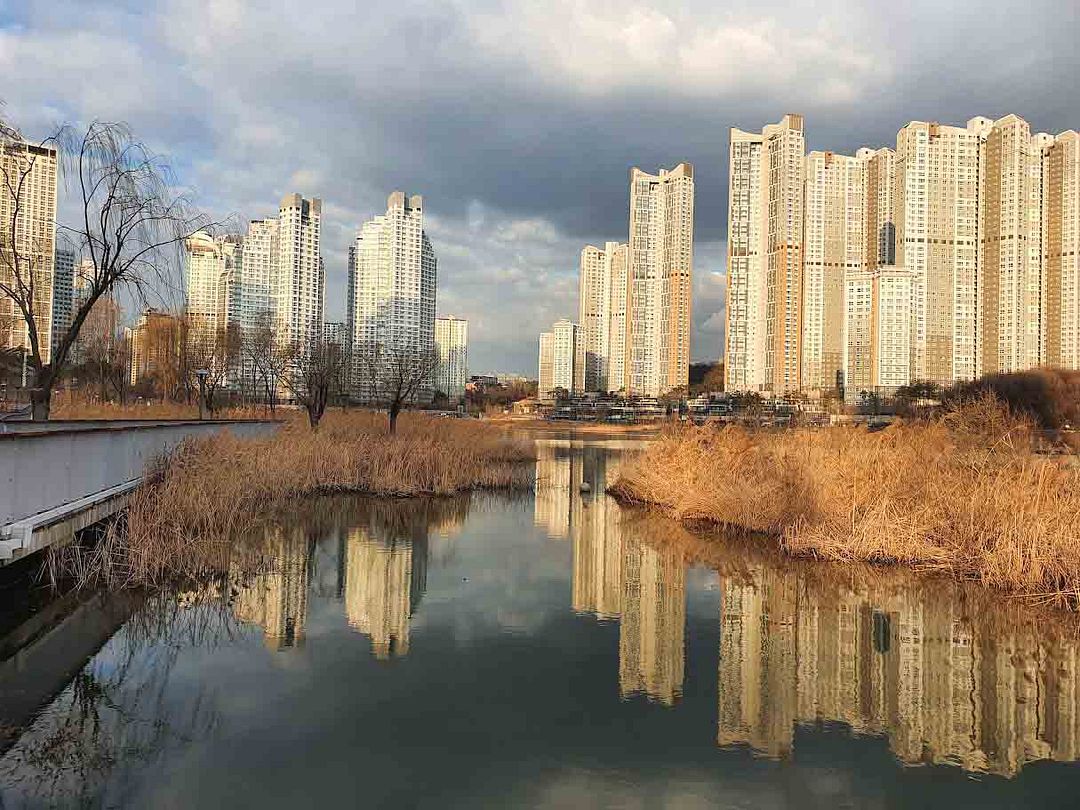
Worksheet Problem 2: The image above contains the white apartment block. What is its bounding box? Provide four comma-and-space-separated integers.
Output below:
184, 231, 238, 337
844, 266, 914, 400
896, 118, 986, 385
579, 241, 629, 393
275, 194, 323, 348
627, 163, 694, 396
347, 191, 437, 403
434, 315, 468, 403
0, 123, 57, 366
551, 319, 584, 396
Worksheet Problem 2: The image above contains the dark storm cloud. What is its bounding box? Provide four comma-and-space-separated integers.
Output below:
2, 0, 1078, 372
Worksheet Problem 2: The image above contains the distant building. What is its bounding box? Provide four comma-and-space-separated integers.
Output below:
323, 320, 347, 348
844, 266, 914, 401
579, 242, 629, 393
538, 319, 584, 401
347, 192, 437, 403
434, 316, 468, 403
51, 248, 75, 359
129, 309, 182, 387
627, 163, 694, 396
0, 122, 58, 365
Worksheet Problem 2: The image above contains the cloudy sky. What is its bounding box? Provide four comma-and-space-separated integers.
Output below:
2, 0, 1078, 374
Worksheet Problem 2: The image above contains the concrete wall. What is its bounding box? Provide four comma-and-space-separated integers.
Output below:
0, 421, 277, 527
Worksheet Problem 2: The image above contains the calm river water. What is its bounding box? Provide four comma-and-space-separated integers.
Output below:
2, 438, 1080, 808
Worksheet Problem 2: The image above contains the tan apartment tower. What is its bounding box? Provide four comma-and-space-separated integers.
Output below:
627, 163, 694, 396
579, 241, 629, 393
979, 115, 1051, 374
1043, 130, 1080, 368
0, 122, 57, 366
801, 150, 868, 392
844, 266, 914, 401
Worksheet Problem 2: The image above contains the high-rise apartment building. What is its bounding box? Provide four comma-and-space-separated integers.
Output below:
579, 241, 629, 392
802, 150, 868, 392
51, 248, 75, 359
238, 217, 278, 332
895, 118, 987, 385
0, 123, 58, 366
979, 116, 1050, 375
1043, 130, 1080, 369
627, 164, 694, 396
434, 315, 468, 403
844, 266, 914, 400
347, 192, 437, 403
725, 117, 804, 394
537, 320, 584, 400
184, 231, 240, 337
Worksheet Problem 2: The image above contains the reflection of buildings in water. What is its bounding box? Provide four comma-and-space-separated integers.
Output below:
533, 442, 579, 539
618, 536, 686, 705
343, 529, 426, 659
231, 528, 311, 651
562, 445, 687, 705
717, 564, 1080, 776
571, 450, 622, 619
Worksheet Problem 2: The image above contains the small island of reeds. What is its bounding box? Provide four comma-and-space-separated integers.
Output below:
611, 396, 1080, 607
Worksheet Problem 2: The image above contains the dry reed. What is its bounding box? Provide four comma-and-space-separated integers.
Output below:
56, 410, 532, 588
610, 396, 1080, 607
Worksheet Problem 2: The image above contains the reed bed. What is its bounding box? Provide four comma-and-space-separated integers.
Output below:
610, 397, 1080, 607
55, 410, 532, 588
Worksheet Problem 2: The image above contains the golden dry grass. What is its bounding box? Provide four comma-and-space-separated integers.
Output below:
55, 410, 532, 587
610, 397, 1080, 606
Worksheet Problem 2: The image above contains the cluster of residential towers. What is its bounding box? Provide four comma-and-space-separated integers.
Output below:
538, 163, 695, 400
725, 113, 1080, 399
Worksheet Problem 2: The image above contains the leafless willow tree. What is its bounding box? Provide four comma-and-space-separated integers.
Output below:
357, 342, 440, 434
280, 336, 344, 429
1, 119, 214, 420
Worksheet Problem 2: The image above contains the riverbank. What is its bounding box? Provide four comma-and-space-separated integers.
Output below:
492, 416, 663, 438
56, 411, 533, 587
610, 397, 1080, 607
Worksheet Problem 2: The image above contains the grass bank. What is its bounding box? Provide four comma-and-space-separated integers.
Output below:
56, 410, 533, 587
610, 398, 1080, 607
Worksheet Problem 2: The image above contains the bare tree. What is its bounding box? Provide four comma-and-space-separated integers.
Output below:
241, 312, 293, 414
280, 336, 344, 429
1, 119, 213, 420
185, 320, 241, 415
357, 342, 440, 434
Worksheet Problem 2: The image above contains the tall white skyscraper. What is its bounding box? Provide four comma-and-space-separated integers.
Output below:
579, 241, 629, 393
275, 194, 323, 348
627, 163, 694, 396
538, 331, 555, 401
538, 320, 584, 400
725, 116, 805, 394
0, 122, 58, 366
434, 315, 468, 403
844, 266, 914, 400
347, 192, 437, 403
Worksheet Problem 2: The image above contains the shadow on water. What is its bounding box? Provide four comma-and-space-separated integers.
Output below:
1, 438, 1079, 807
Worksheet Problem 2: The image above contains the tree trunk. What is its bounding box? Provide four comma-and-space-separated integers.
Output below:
29, 367, 53, 421
388, 402, 401, 434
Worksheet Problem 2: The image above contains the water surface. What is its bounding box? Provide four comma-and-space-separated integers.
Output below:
2, 439, 1079, 808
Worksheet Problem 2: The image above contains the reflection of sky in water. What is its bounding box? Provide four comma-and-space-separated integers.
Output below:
2, 442, 1080, 808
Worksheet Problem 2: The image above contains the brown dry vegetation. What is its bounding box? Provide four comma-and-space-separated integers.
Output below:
610, 397, 1080, 607
55, 411, 532, 587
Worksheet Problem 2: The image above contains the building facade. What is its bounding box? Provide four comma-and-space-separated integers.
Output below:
51, 248, 75, 360
844, 266, 914, 400
579, 241, 630, 393
434, 315, 468, 403
627, 164, 694, 396
0, 123, 58, 366
347, 192, 437, 403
